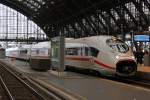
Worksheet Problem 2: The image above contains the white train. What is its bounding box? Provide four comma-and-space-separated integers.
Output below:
6, 36, 137, 76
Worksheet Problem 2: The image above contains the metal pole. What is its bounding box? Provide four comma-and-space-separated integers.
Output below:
27, 18, 29, 44
6, 7, 8, 47
36, 25, 39, 43
17, 12, 18, 43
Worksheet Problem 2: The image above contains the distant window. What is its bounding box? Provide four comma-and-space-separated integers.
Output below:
90, 47, 99, 57
20, 50, 27, 54
36, 50, 39, 54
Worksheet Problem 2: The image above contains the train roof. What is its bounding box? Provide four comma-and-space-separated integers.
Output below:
66, 43, 88, 48
28, 36, 113, 49
6, 47, 19, 51
32, 41, 51, 48
22, 44, 31, 48
66, 35, 112, 50
6, 36, 115, 51
66, 35, 111, 43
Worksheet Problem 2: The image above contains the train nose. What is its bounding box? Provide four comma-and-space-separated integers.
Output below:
116, 60, 137, 76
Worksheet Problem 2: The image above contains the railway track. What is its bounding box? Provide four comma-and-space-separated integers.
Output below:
0, 61, 70, 100
0, 62, 46, 100
0, 60, 84, 100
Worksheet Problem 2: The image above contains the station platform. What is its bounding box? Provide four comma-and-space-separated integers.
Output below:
1, 58, 150, 100
137, 65, 150, 80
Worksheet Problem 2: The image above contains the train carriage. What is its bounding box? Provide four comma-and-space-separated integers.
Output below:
6, 36, 137, 77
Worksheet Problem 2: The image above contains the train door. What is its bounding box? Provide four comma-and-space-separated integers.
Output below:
65, 47, 80, 67
80, 46, 94, 68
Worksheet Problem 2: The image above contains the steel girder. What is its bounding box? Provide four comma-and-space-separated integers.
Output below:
131, 0, 149, 28
0, 0, 150, 38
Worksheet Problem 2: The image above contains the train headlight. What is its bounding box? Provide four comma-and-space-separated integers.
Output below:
116, 56, 119, 59
131, 56, 135, 59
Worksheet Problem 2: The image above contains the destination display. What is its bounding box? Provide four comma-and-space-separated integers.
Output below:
134, 35, 150, 42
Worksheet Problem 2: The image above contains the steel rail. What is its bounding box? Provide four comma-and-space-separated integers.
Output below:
0, 62, 45, 100
0, 60, 72, 100
0, 76, 14, 100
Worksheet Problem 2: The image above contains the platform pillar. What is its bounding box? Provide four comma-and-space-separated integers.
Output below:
51, 36, 65, 72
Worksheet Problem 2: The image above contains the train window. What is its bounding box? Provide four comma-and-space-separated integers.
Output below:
78, 47, 82, 56
84, 47, 90, 56
20, 50, 27, 54
66, 47, 91, 56
66, 48, 78, 55
109, 45, 118, 51
90, 47, 99, 57
36, 50, 39, 54
106, 38, 129, 53
117, 43, 129, 53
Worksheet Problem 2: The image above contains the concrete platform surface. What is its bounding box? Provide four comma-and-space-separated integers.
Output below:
1, 59, 150, 100
138, 66, 150, 73
137, 66, 150, 80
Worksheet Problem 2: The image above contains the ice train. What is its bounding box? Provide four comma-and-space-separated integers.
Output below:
6, 36, 137, 76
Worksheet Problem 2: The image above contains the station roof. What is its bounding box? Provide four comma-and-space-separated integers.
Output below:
1, 0, 126, 23
0, 0, 149, 38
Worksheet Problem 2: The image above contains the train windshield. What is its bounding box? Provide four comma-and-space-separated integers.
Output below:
106, 38, 129, 53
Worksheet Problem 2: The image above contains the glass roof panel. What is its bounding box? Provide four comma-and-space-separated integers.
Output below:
0, 3, 47, 41
17, 0, 45, 11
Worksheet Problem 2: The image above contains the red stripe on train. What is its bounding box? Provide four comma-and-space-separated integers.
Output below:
66, 56, 90, 61
94, 59, 115, 70
66, 56, 114, 70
